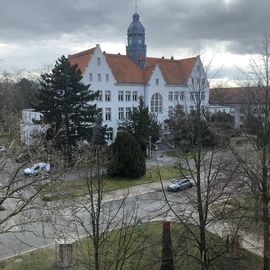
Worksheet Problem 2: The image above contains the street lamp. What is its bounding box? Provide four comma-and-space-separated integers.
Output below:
149, 135, 152, 159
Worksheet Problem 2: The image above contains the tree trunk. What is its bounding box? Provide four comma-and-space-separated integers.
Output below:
161, 221, 174, 270
263, 195, 270, 270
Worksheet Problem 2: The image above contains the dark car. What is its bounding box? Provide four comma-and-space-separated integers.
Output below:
167, 178, 193, 192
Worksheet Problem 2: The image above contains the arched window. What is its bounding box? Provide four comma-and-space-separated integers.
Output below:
151, 93, 163, 113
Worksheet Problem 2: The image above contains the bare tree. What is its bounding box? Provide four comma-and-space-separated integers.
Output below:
231, 33, 270, 270
164, 59, 242, 270
56, 144, 147, 270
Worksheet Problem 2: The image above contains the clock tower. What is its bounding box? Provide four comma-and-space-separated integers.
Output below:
126, 12, 147, 69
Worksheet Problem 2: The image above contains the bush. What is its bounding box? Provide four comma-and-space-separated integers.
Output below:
108, 131, 146, 178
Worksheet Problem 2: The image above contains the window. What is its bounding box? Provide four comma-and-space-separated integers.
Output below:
190, 106, 194, 111
126, 107, 131, 119
190, 92, 194, 101
174, 92, 179, 101
168, 92, 173, 101
107, 128, 113, 141
118, 107, 124, 120
191, 77, 194, 84
133, 91, 138, 101
180, 92, 185, 100
105, 91, 111, 102
195, 92, 200, 100
98, 108, 103, 120
97, 57, 101, 65
197, 65, 200, 72
156, 78, 159, 85
98, 73, 101, 81
168, 106, 174, 118
97, 90, 103, 101
118, 91, 124, 101
89, 73, 93, 81
105, 108, 111, 121
126, 91, 131, 101
151, 93, 163, 113
197, 78, 200, 85
106, 74, 109, 82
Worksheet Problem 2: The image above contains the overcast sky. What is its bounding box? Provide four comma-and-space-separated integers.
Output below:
0, 0, 269, 84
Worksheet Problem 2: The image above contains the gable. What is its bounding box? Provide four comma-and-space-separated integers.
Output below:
68, 46, 197, 85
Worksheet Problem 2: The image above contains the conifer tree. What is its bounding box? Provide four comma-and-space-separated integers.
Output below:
36, 55, 104, 162
120, 96, 160, 154
108, 131, 146, 178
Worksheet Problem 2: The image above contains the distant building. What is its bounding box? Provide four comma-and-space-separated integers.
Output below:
68, 12, 209, 142
20, 109, 46, 145
209, 87, 261, 128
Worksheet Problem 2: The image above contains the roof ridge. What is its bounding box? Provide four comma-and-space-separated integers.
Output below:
146, 56, 197, 62
69, 47, 95, 58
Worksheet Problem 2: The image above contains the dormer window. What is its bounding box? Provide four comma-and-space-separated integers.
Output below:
97, 57, 101, 65
156, 78, 159, 85
98, 73, 101, 81
89, 73, 93, 81
106, 74, 109, 82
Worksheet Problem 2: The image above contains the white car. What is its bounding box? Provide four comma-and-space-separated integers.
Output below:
24, 162, 50, 176
0, 146, 6, 152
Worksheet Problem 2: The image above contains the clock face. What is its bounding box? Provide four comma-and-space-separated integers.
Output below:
129, 37, 132, 45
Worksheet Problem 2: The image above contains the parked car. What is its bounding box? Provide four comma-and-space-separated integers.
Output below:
0, 146, 6, 152
24, 162, 50, 176
167, 178, 193, 192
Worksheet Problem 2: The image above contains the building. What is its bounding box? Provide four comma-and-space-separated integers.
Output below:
68, 12, 209, 142
209, 87, 256, 128
20, 109, 45, 145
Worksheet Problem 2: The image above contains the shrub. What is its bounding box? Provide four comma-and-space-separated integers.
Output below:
108, 131, 146, 178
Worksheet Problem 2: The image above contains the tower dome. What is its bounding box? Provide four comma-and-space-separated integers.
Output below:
127, 13, 145, 33
126, 12, 147, 69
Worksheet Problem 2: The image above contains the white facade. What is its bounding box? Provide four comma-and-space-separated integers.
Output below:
80, 45, 209, 142
208, 105, 235, 114
20, 109, 46, 145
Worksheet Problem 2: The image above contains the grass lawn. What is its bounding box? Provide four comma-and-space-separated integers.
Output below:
40, 165, 188, 200
0, 222, 262, 270
230, 136, 249, 146
210, 195, 265, 236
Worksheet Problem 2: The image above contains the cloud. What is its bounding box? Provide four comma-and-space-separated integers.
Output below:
0, 0, 269, 74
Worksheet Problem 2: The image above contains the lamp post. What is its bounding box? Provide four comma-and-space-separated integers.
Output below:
149, 135, 152, 159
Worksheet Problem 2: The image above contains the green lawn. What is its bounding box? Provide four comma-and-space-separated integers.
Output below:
40, 165, 187, 200
211, 195, 264, 236
230, 136, 249, 146
0, 222, 262, 270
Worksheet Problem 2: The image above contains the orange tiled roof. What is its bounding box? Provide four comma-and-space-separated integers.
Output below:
209, 87, 254, 105
68, 48, 95, 73
68, 47, 196, 85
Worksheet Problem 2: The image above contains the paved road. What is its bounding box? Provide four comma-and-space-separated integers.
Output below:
0, 177, 263, 261
0, 181, 193, 260
0, 150, 262, 261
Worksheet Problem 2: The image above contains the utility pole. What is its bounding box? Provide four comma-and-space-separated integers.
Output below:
149, 135, 152, 159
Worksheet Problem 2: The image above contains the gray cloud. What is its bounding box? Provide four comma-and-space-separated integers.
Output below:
0, 0, 269, 73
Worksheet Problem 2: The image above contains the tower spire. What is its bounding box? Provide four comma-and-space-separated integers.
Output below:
126, 10, 147, 69
135, 0, 137, 13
